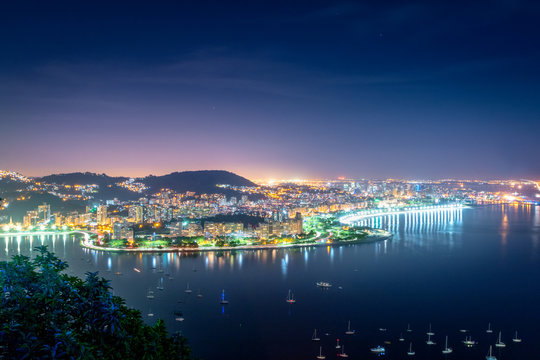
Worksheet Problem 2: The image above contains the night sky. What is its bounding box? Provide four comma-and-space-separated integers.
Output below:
1, 0, 539, 180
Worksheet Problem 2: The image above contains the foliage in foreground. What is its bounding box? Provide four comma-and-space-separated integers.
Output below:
0, 247, 192, 359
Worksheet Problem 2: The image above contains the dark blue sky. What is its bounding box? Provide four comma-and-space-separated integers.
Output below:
1, 0, 539, 180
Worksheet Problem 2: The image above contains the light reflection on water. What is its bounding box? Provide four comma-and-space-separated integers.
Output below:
1, 205, 539, 360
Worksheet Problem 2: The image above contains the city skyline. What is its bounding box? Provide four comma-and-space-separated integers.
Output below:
2, 1, 540, 180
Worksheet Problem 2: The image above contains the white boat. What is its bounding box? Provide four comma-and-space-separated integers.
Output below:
345, 320, 355, 335
459, 329, 468, 333
462, 335, 476, 346
316, 346, 326, 359
486, 345, 497, 360
197, 289, 203, 298
379, 328, 387, 332
335, 338, 341, 349
407, 342, 415, 356
175, 316, 184, 322
486, 322, 493, 333
426, 323, 435, 336
370, 346, 385, 353
185, 282, 192, 294
220, 289, 229, 304
312, 329, 320, 341
426, 333, 436, 345
156, 278, 164, 291
147, 307, 154, 317
316, 282, 332, 288
399, 333, 405, 342
286, 289, 296, 304
406, 323, 412, 332
512, 331, 522, 343
146, 290, 155, 299
442, 336, 453, 354
495, 331, 505, 347
339, 345, 349, 358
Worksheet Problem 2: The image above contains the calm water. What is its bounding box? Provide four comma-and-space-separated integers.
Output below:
1, 204, 539, 360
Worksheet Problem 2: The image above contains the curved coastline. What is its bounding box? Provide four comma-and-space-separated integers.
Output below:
80, 230, 392, 253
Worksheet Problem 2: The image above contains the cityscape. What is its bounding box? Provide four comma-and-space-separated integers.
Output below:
2, 1, 540, 360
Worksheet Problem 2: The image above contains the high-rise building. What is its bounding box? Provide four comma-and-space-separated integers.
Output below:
38, 203, 51, 223
96, 205, 108, 225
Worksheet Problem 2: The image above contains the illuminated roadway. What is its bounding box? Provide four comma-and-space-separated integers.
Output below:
339, 204, 466, 225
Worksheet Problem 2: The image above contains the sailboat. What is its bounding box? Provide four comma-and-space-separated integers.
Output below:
399, 332, 405, 342
442, 336, 453, 354
495, 331, 506, 347
220, 289, 229, 304
426, 323, 435, 336
512, 331, 522, 343
156, 277, 164, 290
185, 282, 192, 294
407, 342, 415, 356
486, 345, 497, 360
316, 346, 326, 359
345, 320, 355, 335
426, 333, 436, 345
196, 289, 203, 298
462, 335, 477, 346
286, 289, 296, 303
339, 345, 349, 358
370, 345, 385, 353
486, 322, 493, 333
312, 329, 320, 341
407, 323, 412, 332
335, 338, 341, 349
146, 289, 155, 299
147, 307, 154, 317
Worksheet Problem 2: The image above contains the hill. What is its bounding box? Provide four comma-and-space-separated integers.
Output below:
36, 172, 127, 187
143, 170, 255, 194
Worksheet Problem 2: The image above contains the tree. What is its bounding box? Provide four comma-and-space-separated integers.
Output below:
0, 246, 193, 359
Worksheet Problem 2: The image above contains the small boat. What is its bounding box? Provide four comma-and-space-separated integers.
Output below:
486, 322, 493, 333
335, 338, 341, 349
286, 289, 296, 304
407, 342, 415, 356
426, 323, 435, 336
442, 336, 453, 354
495, 331, 505, 348
185, 283, 192, 294
426, 333, 436, 345
115, 272, 122, 276
316, 282, 332, 288
220, 289, 229, 304
379, 328, 387, 332
133, 267, 141, 273
339, 345, 348, 358
196, 289, 203, 298
512, 331, 522, 343
157, 268, 164, 273
316, 346, 326, 359
175, 316, 184, 322
156, 278, 164, 291
463, 335, 477, 346
486, 345, 497, 360
338, 286, 343, 290
146, 290, 155, 299
399, 333, 405, 342
459, 329, 468, 333
370, 346, 385, 353
406, 323, 412, 332
312, 329, 320, 341
345, 320, 355, 335
147, 307, 154, 317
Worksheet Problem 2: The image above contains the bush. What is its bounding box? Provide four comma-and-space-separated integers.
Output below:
0, 246, 193, 359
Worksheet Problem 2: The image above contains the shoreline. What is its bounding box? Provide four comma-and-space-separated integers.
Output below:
80, 230, 392, 253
